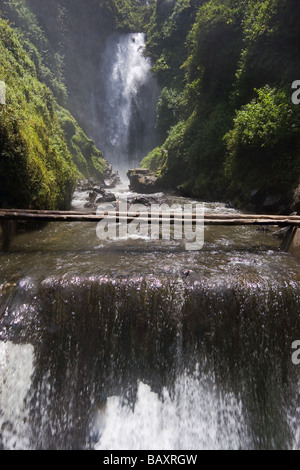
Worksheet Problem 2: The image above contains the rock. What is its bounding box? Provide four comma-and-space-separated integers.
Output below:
273, 226, 290, 240
84, 202, 96, 209
75, 165, 121, 193
76, 178, 101, 192
250, 189, 259, 198
88, 192, 98, 203
103, 167, 121, 189
126, 193, 166, 207
95, 192, 116, 204
93, 186, 105, 195
104, 171, 121, 189
292, 184, 300, 214
104, 192, 116, 203
127, 169, 161, 194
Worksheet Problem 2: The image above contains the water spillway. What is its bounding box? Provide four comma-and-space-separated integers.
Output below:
0, 193, 300, 450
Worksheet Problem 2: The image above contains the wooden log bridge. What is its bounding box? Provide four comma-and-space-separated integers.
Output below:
0, 208, 299, 251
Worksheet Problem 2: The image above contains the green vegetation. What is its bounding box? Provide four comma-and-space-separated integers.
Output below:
1, 0, 300, 211
0, 1, 108, 209
101, 0, 154, 31
57, 107, 106, 180
0, 18, 76, 209
142, 0, 300, 211
2, 0, 68, 104
224, 86, 300, 199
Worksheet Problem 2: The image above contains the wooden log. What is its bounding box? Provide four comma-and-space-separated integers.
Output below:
1, 208, 300, 221
2, 208, 300, 252
0, 210, 300, 226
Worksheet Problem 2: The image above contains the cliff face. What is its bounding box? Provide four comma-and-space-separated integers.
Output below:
0, 16, 76, 209
141, 0, 300, 213
25, 0, 116, 137
0, 0, 123, 209
24, 0, 149, 142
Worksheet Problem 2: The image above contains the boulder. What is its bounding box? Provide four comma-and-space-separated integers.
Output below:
126, 193, 166, 207
95, 192, 116, 204
93, 186, 106, 195
103, 166, 121, 189
104, 172, 121, 189
263, 194, 282, 208
127, 169, 161, 194
84, 202, 96, 209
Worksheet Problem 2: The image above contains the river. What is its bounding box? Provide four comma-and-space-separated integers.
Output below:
1, 29, 300, 451
0, 179, 300, 450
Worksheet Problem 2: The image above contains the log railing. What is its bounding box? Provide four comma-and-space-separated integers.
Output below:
0, 208, 299, 251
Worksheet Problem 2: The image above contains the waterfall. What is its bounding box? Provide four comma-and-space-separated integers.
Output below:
91, 32, 159, 174
1, 273, 300, 450
1, 26, 300, 451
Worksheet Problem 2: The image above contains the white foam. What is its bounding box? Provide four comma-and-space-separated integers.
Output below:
94, 370, 251, 450
0, 341, 34, 450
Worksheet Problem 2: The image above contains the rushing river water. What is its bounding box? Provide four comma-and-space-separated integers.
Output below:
0, 180, 300, 450
1, 29, 300, 451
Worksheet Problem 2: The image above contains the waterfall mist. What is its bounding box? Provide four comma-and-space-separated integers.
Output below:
90, 32, 159, 176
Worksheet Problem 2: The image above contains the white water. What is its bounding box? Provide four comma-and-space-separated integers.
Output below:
1, 30, 300, 450
94, 32, 159, 172
93, 370, 251, 451
0, 341, 34, 450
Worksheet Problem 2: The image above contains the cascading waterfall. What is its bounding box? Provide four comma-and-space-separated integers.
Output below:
91, 32, 159, 173
1, 269, 300, 450
1, 28, 300, 451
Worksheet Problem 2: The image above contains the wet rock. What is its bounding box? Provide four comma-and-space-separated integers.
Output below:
104, 172, 121, 189
127, 169, 161, 194
273, 226, 290, 240
95, 192, 116, 204
84, 202, 96, 209
76, 178, 100, 192
75, 166, 120, 192
93, 187, 106, 195
88, 192, 97, 201
103, 166, 121, 189
292, 184, 300, 214
127, 193, 166, 207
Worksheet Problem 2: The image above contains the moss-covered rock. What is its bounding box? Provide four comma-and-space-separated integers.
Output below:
56, 107, 107, 182
0, 17, 109, 209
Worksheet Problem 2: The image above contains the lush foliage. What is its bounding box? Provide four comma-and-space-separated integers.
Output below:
57, 107, 107, 180
2, 0, 300, 211
0, 18, 77, 209
224, 86, 300, 197
142, 0, 300, 210
0, 8, 108, 209
0, 0, 114, 209
2, 0, 68, 104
